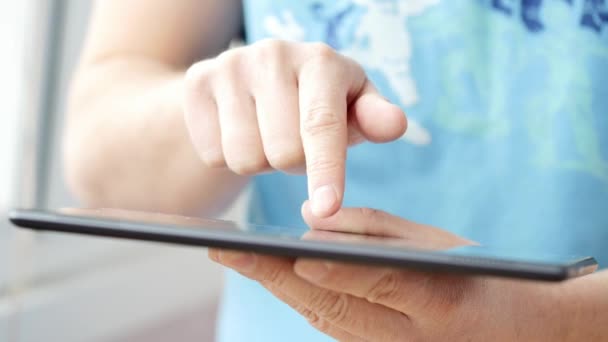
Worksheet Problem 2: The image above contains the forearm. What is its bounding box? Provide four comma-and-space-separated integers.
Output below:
65, 57, 248, 215
564, 270, 608, 341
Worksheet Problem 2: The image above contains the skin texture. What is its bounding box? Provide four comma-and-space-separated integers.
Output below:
66, 0, 405, 217
68, 1, 608, 340
66, 0, 247, 215
183, 39, 406, 217
211, 202, 608, 342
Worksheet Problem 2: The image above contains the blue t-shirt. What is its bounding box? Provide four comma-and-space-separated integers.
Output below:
217, 1, 608, 341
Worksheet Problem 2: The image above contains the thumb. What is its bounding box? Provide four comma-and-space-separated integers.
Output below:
301, 201, 475, 249
349, 82, 407, 143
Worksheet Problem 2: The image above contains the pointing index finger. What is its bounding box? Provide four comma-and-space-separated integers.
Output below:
298, 49, 365, 218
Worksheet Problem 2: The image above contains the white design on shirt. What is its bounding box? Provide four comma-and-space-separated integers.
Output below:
263, 10, 306, 41
263, 0, 439, 145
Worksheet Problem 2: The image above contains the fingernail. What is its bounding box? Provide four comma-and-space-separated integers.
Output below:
295, 260, 330, 282
311, 185, 337, 217
218, 251, 256, 272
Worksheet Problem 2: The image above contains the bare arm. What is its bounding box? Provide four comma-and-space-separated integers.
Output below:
67, 1, 406, 218
65, 0, 247, 215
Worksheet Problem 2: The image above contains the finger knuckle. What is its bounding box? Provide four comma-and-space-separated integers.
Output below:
217, 48, 243, 70
226, 157, 267, 175
306, 158, 343, 178
307, 315, 333, 335
358, 207, 387, 230
286, 299, 329, 332
366, 272, 402, 304
200, 148, 226, 168
310, 292, 350, 325
423, 276, 472, 316
254, 38, 287, 58
302, 103, 342, 137
261, 266, 289, 287
301, 307, 321, 325
358, 207, 381, 222
301, 43, 343, 76
184, 61, 214, 91
308, 42, 336, 61
265, 144, 304, 170
250, 40, 294, 91
223, 132, 267, 175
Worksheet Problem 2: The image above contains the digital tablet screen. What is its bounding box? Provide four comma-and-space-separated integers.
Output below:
9, 208, 598, 281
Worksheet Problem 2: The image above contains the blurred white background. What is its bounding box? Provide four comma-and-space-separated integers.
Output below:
0, 2, 245, 341
0, 2, 25, 210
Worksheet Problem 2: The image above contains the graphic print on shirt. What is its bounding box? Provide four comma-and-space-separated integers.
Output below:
414, 1, 608, 183
489, 0, 608, 33
260, 0, 608, 184
263, 0, 440, 146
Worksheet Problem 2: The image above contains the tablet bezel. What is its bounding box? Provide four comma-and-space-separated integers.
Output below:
8, 208, 598, 281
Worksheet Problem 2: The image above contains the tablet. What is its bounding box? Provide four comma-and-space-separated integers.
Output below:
9, 208, 597, 281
